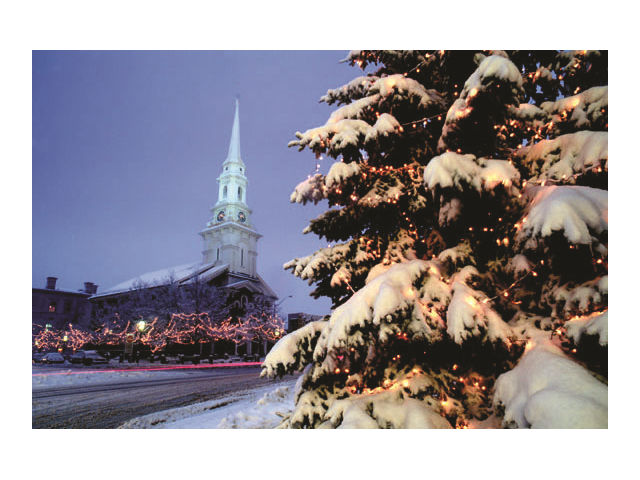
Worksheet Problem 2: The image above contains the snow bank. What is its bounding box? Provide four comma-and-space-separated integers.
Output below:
119, 379, 298, 429
493, 342, 607, 428
32, 366, 188, 389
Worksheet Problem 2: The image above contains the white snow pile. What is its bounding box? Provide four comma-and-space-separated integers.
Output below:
493, 341, 607, 428
32, 367, 182, 389
119, 379, 298, 429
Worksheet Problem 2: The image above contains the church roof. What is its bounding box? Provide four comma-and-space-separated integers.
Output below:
91, 261, 277, 301
92, 261, 229, 298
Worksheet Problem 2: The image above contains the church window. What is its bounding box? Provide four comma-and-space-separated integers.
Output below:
241, 249, 244, 267
217, 248, 220, 260
223, 186, 228, 198
238, 186, 243, 200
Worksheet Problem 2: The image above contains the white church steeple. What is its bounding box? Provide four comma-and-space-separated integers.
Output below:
200, 99, 261, 277
225, 98, 243, 166
213, 98, 251, 223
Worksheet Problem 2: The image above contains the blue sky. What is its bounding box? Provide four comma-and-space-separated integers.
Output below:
32, 51, 361, 315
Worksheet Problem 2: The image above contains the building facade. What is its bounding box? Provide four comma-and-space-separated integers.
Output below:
32, 277, 97, 330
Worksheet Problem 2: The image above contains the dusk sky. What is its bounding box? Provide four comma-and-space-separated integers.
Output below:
32, 51, 365, 316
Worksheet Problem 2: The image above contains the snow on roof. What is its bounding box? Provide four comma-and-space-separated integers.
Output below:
94, 262, 228, 297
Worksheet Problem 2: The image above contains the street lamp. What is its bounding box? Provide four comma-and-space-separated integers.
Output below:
274, 295, 293, 315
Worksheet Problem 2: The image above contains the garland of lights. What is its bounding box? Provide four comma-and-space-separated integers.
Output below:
32, 312, 285, 353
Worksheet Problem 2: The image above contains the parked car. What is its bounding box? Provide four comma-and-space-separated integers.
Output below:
70, 350, 108, 366
32, 352, 46, 363
41, 352, 65, 364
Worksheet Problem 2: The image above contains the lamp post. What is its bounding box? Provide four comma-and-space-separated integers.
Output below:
135, 320, 147, 363
273, 295, 293, 315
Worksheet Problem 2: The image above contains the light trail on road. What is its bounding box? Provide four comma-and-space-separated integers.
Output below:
32, 361, 262, 377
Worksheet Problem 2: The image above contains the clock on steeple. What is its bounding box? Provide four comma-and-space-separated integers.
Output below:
199, 98, 262, 277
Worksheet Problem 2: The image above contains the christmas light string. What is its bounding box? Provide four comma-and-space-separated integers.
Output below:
33, 311, 285, 353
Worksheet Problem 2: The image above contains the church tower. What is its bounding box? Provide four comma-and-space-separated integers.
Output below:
200, 99, 262, 277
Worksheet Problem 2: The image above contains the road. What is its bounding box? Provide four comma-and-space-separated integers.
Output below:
32, 366, 293, 429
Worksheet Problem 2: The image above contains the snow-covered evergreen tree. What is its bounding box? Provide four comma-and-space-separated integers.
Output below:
262, 50, 608, 428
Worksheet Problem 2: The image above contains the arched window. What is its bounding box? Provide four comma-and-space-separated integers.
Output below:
238, 186, 243, 201
223, 186, 227, 199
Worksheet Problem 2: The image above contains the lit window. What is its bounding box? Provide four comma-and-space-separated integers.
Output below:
48, 301, 57, 313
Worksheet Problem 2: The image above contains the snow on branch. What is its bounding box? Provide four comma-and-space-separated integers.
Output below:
517, 185, 608, 246
321, 76, 379, 106
446, 266, 514, 345
423, 151, 520, 194
368, 74, 444, 110
311, 260, 442, 375
290, 174, 328, 205
261, 320, 327, 378
540, 86, 608, 130
566, 310, 608, 347
289, 75, 443, 158
493, 342, 607, 428
325, 161, 361, 189
516, 131, 607, 183
438, 55, 523, 152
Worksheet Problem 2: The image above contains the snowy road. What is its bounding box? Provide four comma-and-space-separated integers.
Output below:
32, 366, 291, 428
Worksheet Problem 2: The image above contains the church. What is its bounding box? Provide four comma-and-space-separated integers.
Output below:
90, 100, 278, 347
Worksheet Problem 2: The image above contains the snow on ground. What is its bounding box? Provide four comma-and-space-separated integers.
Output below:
32, 364, 201, 389
33, 364, 297, 429
120, 379, 296, 429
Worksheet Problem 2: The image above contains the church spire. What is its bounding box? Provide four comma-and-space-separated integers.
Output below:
225, 97, 243, 165
200, 98, 262, 275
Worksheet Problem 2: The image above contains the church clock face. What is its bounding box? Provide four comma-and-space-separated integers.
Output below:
238, 211, 246, 223
217, 210, 225, 222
